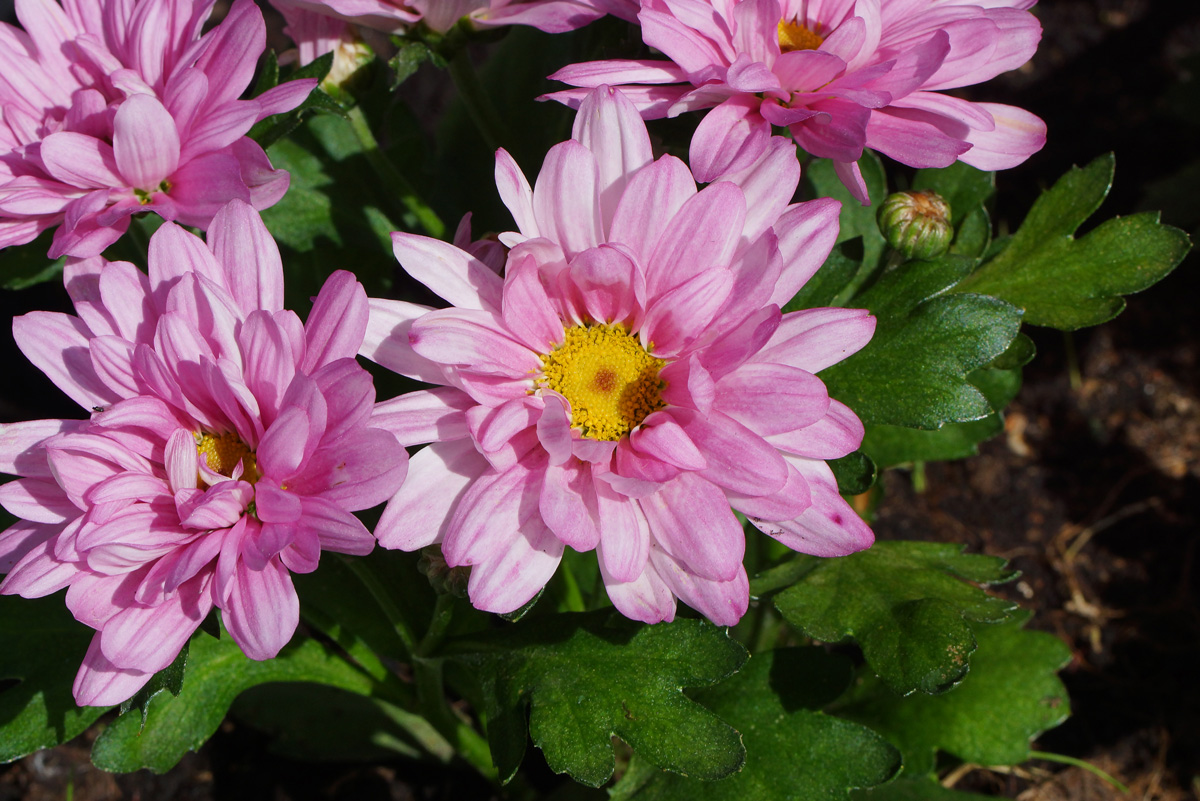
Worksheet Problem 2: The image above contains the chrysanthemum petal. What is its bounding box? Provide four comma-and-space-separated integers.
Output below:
222, 558, 299, 661
376, 439, 486, 550
639, 472, 744, 582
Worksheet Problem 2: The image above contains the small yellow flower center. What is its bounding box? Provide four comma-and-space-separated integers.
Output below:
195, 431, 258, 484
778, 18, 825, 52
538, 324, 667, 442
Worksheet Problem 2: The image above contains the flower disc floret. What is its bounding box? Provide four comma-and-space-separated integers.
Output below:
538, 324, 666, 442
777, 19, 824, 52
196, 431, 258, 483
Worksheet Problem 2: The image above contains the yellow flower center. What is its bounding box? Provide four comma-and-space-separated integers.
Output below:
538, 324, 667, 442
195, 431, 258, 484
778, 18, 825, 53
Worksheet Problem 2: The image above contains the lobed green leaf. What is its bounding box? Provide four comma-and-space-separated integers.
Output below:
804, 154, 889, 283
820, 256, 1023, 430
90, 631, 375, 773
835, 612, 1071, 775
775, 542, 1017, 695
953, 154, 1191, 329
854, 777, 994, 801
443, 612, 747, 787
0, 594, 105, 763
610, 648, 900, 801
859, 364, 1022, 469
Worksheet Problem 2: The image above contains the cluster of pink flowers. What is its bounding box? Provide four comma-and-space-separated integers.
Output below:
0, 201, 406, 704
0, 0, 315, 258
0, 0, 1044, 707
549, 0, 1045, 201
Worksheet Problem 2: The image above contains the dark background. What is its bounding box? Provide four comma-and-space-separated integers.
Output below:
1, 0, 1199, 798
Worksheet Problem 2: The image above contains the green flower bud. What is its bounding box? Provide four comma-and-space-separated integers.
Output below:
418, 546, 470, 598
878, 190, 953, 260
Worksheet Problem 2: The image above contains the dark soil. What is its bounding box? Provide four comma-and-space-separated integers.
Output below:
3, 0, 1199, 798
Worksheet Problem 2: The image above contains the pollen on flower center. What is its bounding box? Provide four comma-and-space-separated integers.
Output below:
195, 431, 258, 483
778, 18, 825, 52
538, 324, 667, 442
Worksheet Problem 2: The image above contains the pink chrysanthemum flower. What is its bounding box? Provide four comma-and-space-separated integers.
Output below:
0, 200, 408, 706
360, 87, 876, 625
0, 0, 316, 258
548, 0, 1046, 203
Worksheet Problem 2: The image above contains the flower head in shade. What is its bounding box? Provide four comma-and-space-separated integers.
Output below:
361, 87, 876, 625
272, 0, 638, 63
547, 0, 1046, 203
0, 201, 408, 706
0, 0, 316, 258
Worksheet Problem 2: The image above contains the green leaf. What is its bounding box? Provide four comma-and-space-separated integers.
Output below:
854, 777, 994, 801
118, 641, 188, 729
859, 364, 1022, 469
248, 54, 342, 150
784, 239, 865, 311
0, 232, 65, 290
262, 116, 410, 305
0, 594, 107, 763
949, 208, 991, 259
232, 682, 452, 763
389, 40, 433, 88
443, 612, 747, 787
820, 257, 1023, 429
610, 648, 899, 801
829, 450, 877, 496
804, 153, 889, 279
953, 154, 1191, 329
90, 631, 375, 773
775, 542, 1017, 695
835, 612, 1071, 775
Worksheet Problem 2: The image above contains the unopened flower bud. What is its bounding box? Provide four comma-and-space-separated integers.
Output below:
320, 33, 375, 99
878, 190, 953, 260
418, 546, 470, 598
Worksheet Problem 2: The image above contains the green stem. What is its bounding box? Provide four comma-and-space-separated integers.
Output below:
414, 656, 497, 780
911, 460, 927, 493
345, 103, 445, 238
448, 50, 512, 153
558, 561, 587, 613
1062, 331, 1082, 391
1028, 751, 1129, 793
418, 593, 458, 658
339, 554, 418, 657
